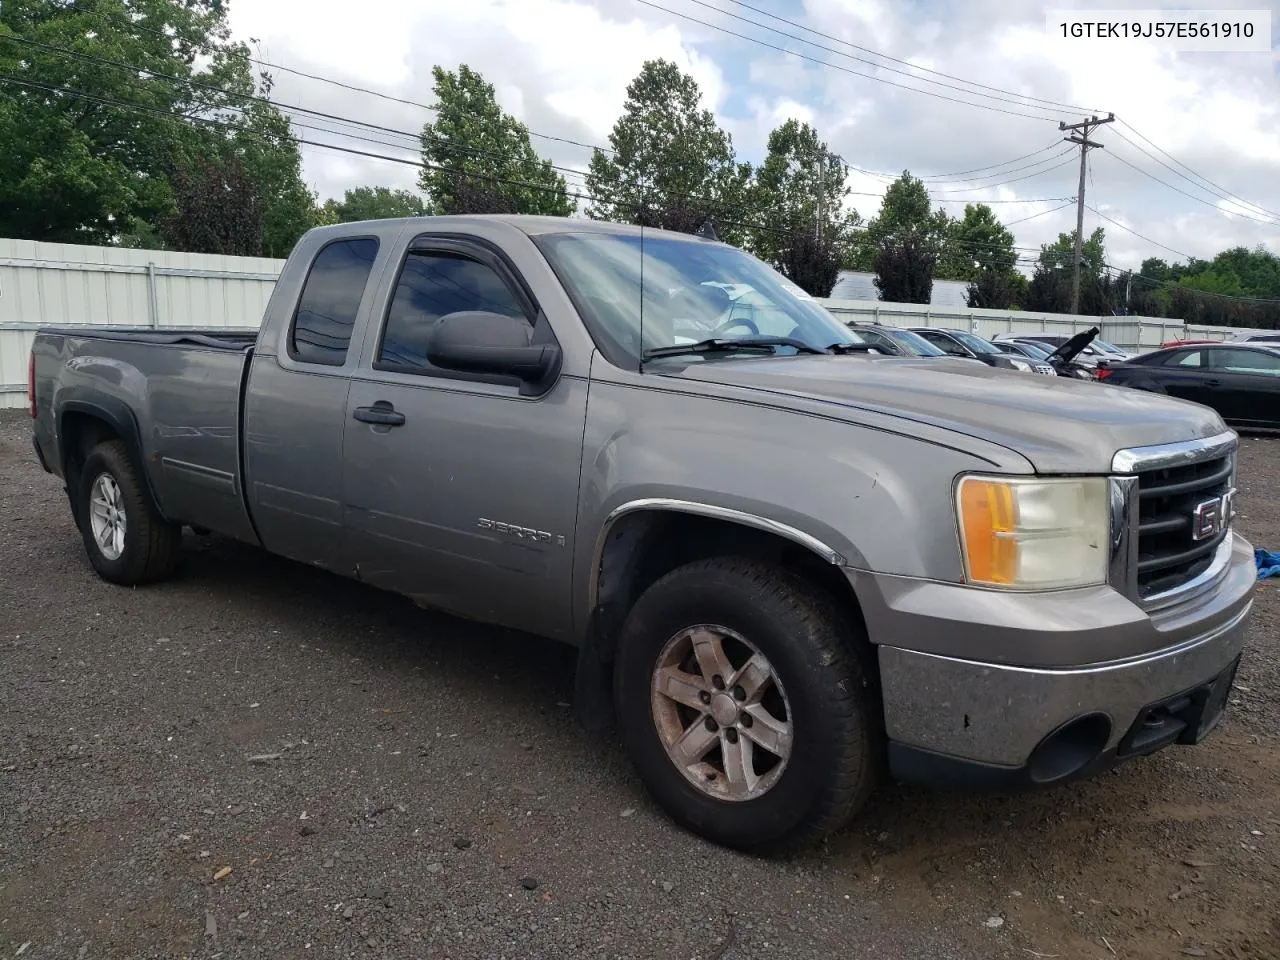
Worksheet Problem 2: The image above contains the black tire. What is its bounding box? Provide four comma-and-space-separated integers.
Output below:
613, 557, 881, 855
77, 440, 181, 585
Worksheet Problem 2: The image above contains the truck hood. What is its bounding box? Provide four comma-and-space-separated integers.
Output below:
667, 355, 1227, 474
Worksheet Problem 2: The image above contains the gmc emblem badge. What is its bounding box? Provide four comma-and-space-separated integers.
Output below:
1191, 493, 1231, 542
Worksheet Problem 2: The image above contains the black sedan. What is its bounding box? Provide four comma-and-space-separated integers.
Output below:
1097, 343, 1280, 430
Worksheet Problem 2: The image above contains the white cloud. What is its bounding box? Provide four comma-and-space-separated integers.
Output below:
228, 0, 1280, 267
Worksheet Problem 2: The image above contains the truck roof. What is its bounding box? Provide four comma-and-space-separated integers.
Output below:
305, 214, 719, 244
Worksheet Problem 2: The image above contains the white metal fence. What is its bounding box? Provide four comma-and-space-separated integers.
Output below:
0, 238, 1256, 408
0, 238, 283, 407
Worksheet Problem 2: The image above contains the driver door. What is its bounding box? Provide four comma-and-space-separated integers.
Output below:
340, 237, 587, 641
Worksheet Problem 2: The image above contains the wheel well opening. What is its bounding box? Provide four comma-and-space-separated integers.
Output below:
592, 511, 867, 664
61, 413, 121, 491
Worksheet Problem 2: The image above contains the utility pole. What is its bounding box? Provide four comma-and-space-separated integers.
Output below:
1060, 112, 1114, 314
815, 154, 825, 242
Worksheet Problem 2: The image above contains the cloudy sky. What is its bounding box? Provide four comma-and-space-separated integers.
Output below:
227, 0, 1280, 271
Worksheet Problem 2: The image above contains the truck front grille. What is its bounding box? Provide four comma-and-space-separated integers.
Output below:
1134, 451, 1234, 599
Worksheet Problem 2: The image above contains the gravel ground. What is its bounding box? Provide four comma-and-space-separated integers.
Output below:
1, 410, 1276, 960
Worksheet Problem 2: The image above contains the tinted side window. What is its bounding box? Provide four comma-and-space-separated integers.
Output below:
920, 332, 965, 355
290, 238, 379, 366
1173, 350, 1204, 368
378, 251, 528, 373
1211, 349, 1280, 375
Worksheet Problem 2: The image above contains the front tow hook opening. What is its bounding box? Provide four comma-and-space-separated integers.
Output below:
1026, 712, 1113, 785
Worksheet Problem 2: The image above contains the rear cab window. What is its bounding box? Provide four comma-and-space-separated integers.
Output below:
290, 238, 380, 366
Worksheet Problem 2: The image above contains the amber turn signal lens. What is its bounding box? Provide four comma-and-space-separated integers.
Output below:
958, 478, 1018, 585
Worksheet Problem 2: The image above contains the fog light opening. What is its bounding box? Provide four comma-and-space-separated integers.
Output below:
1026, 713, 1112, 785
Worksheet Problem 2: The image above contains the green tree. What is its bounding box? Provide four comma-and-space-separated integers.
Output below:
867, 172, 951, 303
1, 0, 317, 253
321, 186, 428, 224
946, 203, 1016, 280
1025, 227, 1118, 314
585, 59, 751, 243
418, 64, 572, 217
226, 72, 317, 257
776, 229, 843, 297
0, 0, 244, 243
748, 119, 861, 276
942, 203, 1026, 308
159, 153, 264, 256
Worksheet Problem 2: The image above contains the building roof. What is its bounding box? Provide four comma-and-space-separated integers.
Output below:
829, 270, 970, 308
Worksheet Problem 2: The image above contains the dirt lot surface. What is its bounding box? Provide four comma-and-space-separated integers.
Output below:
1, 410, 1277, 960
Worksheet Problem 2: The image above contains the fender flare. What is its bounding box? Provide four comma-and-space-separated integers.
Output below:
58, 397, 169, 521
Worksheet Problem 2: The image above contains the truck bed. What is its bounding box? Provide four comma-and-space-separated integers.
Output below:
32, 325, 259, 545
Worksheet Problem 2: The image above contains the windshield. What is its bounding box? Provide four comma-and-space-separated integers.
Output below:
950, 330, 1001, 355
1093, 338, 1124, 353
533, 231, 862, 364
882, 327, 946, 356
1007, 341, 1052, 360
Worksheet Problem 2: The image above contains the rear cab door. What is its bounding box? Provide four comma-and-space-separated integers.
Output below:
242, 223, 403, 570
1205, 347, 1280, 427
1144, 348, 1215, 407
339, 222, 590, 641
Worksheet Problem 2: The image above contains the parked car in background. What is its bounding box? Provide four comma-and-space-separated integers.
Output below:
1097, 343, 1280, 430
908, 328, 1055, 374
1161, 339, 1220, 349
991, 339, 1094, 380
1230, 331, 1280, 344
993, 333, 1129, 367
845, 323, 974, 360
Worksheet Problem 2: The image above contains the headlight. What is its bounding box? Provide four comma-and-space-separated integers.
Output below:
1004, 357, 1032, 371
956, 476, 1109, 589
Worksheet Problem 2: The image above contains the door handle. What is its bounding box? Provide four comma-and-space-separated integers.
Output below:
353, 403, 406, 426
1203, 378, 1222, 387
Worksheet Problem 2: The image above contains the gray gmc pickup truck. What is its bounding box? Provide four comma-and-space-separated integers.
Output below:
29, 215, 1255, 854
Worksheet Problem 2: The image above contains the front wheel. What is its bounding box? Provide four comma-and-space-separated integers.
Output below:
77, 440, 181, 585
613, 557, 881, 855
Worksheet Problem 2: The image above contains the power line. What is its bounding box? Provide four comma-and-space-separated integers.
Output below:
2, 31, 1064, 220
631, 0, 1062, 122
713, 0, 1101, 114
95, 10, 616, 156
1085, 204, 1197, 262
0, 72, 845, 243
849, 145, 1074, 185
849, 142, 1066, 183
1005, 201, 1076, 227
1114, 120, 1280, 223
932, 196, 1075, 204
1101, 150, 1280, 227
667, 0, 1079, 116
1106, 264, 1280, 304
4, 72, 1071, 264
928, 155, 1078, 193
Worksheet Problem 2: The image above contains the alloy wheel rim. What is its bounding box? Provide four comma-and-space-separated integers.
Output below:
650, 624, 793, 802
89, 473, 127, 561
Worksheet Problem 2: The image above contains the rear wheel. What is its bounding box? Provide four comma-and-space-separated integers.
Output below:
613, 557, 881, 855
77, 440, 181, 585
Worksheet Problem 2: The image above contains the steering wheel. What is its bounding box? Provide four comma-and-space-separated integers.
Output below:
712, 316, 759, 337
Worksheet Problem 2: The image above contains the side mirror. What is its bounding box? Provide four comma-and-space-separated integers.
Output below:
426, 311, 561, 392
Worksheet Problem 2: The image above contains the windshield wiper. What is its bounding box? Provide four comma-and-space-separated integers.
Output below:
643, 337, 828, 360
826, 342, 879, 355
